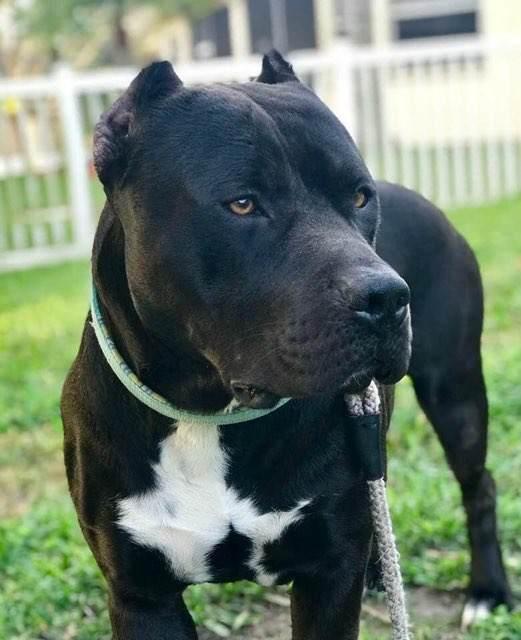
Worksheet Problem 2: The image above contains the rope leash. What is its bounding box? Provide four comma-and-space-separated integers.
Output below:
345, 381, 411, 640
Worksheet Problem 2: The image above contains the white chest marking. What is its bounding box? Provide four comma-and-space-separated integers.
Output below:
117, 422, 309, 584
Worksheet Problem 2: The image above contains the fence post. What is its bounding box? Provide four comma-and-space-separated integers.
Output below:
330, 39, 359, 144
55, 64, 93, 252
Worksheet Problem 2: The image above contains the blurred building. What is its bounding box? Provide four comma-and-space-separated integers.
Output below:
134, 0, 521, 153
142, 0, 521, 63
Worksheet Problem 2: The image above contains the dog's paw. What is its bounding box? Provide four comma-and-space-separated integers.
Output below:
461, 584, 513, 629
460, 598, 494, 630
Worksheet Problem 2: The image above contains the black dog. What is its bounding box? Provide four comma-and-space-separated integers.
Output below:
61, 52, 510, 639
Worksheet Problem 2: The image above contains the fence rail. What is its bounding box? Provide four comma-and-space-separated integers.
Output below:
1, 37, 521, 271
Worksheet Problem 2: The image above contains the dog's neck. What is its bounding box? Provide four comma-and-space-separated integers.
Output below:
91, 203, 232, 413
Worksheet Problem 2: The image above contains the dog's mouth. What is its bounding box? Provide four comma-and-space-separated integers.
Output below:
230, 381, 282, 410
226, 315, 411, 409
230, 368, 382, 410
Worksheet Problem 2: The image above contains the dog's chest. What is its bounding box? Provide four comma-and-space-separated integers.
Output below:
117, 422, 310, 585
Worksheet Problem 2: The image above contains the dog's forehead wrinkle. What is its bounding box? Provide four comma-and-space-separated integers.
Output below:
138, 83, 368, 205
137, 85, 294, 198
174, 83, 306, 181
226, 82, 371, 192
179, 84, 284, 143
221, 83, 295, 143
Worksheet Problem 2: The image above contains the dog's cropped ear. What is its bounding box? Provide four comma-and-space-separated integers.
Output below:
256, 49, 300, 84
93, 61, 182, 186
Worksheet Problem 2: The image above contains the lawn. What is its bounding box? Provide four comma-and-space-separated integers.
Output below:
0, 197, 520, 639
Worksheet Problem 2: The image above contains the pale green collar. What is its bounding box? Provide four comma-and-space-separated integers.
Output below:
90, 286, 291, 425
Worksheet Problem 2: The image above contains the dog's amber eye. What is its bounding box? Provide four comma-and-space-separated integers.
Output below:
228, 198, 256, 216
354, 190, 369, 209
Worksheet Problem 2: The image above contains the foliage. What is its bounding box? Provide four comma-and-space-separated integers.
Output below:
14, 0, 216, 61
15, 0, 96, 44
467, 607, 521, 640
0, 260, 89, 433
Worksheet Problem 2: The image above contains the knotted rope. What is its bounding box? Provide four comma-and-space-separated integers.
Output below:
345, 381, 411, 640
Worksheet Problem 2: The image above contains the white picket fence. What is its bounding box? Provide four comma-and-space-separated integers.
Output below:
1, 37, 521, 271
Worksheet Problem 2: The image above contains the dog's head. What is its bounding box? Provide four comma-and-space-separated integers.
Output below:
93, 53, 411, 409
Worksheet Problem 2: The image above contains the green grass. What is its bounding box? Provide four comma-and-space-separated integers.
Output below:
0, 261, 90, 433
0, 197, 520, 639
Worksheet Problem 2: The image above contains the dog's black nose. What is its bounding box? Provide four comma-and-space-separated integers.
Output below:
350, 272, 410, 322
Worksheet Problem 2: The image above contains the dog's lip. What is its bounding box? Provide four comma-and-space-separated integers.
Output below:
230, 367, 377, 405
228, 357, 403, 405
341, 370, 374, 394
230, 381, 282, 409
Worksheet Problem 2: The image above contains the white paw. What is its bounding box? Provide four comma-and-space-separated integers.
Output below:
461, 599, 493, 630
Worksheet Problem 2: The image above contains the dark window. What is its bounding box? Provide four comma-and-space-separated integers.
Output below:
248, 0, 315, 54
397, 12, 477, 40
248, 0, 273, 54
192, 7, 231, 59
285, 0, 316, 51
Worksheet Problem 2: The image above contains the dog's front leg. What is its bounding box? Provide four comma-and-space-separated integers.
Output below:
109, 589, 197, 640
290, 554, 369, 640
